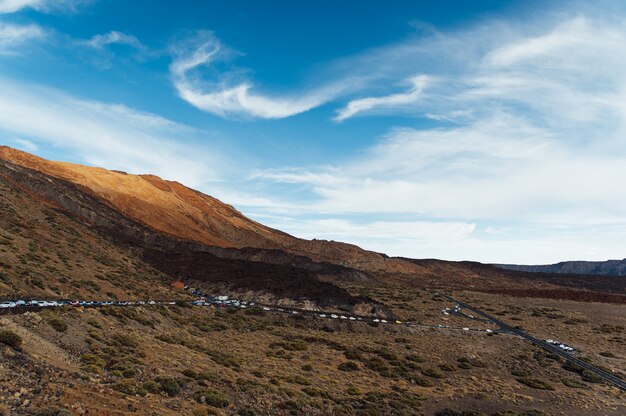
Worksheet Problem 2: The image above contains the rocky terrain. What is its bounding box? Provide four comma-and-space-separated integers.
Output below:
0, 146, 625, 415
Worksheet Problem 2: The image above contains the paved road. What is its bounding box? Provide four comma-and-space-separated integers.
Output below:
434, 291, 626, 391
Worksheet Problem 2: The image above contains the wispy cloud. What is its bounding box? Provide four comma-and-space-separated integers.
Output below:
0, 22, 44, 52
81, 31, 144, 51
334, 75, 430, 122
0, 0, 91, 14
0, 0, 43, 13
247, 11, 626, 263
169, 31, 356, 119
0, 77, 224, 187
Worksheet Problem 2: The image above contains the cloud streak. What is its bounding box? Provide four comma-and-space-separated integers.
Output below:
0, 0, 90, 14
334, 75, 430, 122
247, 11, 626, 263
0, 22, 44, 52
0, 77, 222, 187
169, 31, 358, 119
81, 31, 144, 50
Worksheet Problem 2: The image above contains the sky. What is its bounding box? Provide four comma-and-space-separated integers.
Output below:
1, 0, 626, 264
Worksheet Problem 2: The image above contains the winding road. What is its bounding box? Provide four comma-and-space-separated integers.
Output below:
433, 291, 626, 391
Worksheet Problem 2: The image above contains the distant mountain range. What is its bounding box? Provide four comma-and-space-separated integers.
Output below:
496, 259, 626, 276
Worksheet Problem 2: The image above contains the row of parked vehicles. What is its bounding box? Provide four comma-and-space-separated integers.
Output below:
186, 287, 409, 325
0, 299, 170, 309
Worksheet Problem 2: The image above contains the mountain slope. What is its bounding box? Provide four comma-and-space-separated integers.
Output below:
1, 146, 625, 305
496, 259, 626, 276
0, 153, 385, 313
0, 146, 395, 274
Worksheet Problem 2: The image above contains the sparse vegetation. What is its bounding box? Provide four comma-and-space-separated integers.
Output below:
0, 330, 22, 348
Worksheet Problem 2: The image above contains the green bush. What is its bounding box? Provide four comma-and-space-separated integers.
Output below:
48, 318, 68, 333
580, 370, 603, 383
301, 364, 313, 372
516, 377, 555, 390
338, 361, 359, 371
422, 368, 444, 378
562, 378, 586, 388
81, 354, 106, 369
439, 363, 456, 372
141, 380, 160, 394
347, 385, 362, 395
287, 375, 311, 386
435, 409, 461, 416
156, 377, 181, 396
111, 333, 138, 348
0, 330, 22, 348
412, 376, 434, 387
33, 408, 74, 416
194, 388, 229, 407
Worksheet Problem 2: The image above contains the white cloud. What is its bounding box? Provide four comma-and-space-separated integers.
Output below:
248, 12, 626, 263
0, 0, 42, 13
0, 22, 44, 52
0, 0, 90, 14
169, 31, 356, 119
334, 75, 430, 122
0, 77, 223, 187
81, 31, 144, 50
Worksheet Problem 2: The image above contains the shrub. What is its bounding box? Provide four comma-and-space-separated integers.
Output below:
562, 378, 586, 388
412, 376, 434, 387
48, 318, 68, 333
33, 408, 73, 416
405, 354, 425, 363
156, 377, 181, 396
439, 363, 456, 372
422, 368, 444, 378
287, 375, 311, 386
435, 409, 461, 416
343, 349, 362, 360
87, 319, 102, 329
111, 333, 138, 348
194, 388, 229, 407
141, 380, 160, 394
347, 385, 362, 395
515, 377, 555, 390
0, 330, 22, 349
301, 364, 313, 372
80, 354, 105, 368
87, 330, 103, 341
81, 364, 103, 374
338, 361, 359, 372
580, 370, 603, 383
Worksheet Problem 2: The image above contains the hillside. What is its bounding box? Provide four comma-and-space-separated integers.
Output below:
0, 146, 394, 274
497, 259, 626, 276
1, 146, 625, 306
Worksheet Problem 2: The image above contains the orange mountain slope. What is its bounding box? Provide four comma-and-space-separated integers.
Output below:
0, 146, 397, 272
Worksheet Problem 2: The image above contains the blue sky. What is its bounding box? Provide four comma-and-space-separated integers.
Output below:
1, 0, 626, 264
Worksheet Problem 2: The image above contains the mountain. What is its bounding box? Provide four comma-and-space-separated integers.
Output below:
1, 146, 625, 306
496, 259, 626, 276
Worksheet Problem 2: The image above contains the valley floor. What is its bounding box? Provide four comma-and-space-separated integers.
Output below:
1, 288, 624, 416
